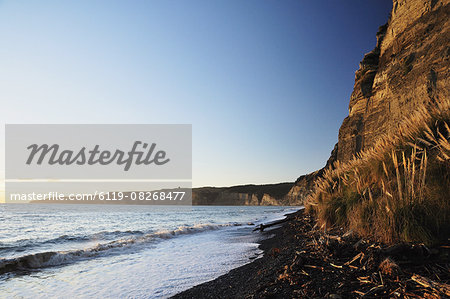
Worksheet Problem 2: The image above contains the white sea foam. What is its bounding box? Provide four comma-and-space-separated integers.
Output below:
0, 205, 301, 298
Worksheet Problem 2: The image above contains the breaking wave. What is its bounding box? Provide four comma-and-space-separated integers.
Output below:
0, 230, 145, 254
0, 222, 242, 275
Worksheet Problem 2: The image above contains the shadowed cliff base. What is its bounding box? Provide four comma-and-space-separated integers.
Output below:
307, 98, 450, 245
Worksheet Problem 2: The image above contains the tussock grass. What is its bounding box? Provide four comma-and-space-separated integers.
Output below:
306, 99, 450, 245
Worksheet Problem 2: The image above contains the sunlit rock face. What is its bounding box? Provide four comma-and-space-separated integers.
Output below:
288, 0, 450, 205
337, 0, 450, 162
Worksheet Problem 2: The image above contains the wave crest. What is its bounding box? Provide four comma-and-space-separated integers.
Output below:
0, 222, 242, 275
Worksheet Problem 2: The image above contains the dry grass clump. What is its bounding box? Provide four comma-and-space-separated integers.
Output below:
379, 258, 401, 276
306, 99, 450, 245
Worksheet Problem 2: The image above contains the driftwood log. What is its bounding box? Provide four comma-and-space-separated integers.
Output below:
411, 274, 450, 297
253, 217, 290, 232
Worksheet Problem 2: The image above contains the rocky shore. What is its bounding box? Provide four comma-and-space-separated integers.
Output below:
173, 209, 450, 298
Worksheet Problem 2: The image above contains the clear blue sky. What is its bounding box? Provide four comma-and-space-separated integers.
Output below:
0, 0, 392, 188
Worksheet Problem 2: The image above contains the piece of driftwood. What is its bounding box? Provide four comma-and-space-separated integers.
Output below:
330, 263, 343, 269
411, 274, 450, 296
345, 252, 363, 265
253, 217, 290, 232
362, 285, 385, 297
304, 264, 324, 271
325, 234, 341, 241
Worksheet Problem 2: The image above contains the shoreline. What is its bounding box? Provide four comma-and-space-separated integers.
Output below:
172, 209, 304, 298
173, 209, 450, 298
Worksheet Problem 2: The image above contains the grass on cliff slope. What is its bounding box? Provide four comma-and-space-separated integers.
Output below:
306, 99, 450, 245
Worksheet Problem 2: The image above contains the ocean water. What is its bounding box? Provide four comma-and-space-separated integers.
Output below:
0, 204, 299, 298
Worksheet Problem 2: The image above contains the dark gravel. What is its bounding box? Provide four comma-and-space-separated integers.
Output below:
172, 210, 450, 299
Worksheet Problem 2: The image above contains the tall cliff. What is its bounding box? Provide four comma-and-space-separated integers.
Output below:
288, 0, 450, 204
337, 0, 450, 162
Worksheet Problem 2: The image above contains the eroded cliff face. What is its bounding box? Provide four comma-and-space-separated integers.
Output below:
284, 170, 322, 205
192, 183, 294, 205
288, 0, 450, 205
337, 0, 450, 162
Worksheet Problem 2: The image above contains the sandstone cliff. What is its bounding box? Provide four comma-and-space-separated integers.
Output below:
337, 0, 450, 162
288, 0, 449, 205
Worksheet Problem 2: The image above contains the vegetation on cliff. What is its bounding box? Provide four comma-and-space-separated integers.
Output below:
306, 99, 450, 245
